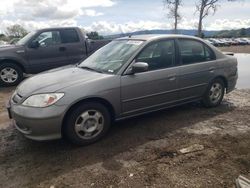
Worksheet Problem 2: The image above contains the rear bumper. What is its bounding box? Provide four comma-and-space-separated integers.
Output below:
227, 74, 238, 93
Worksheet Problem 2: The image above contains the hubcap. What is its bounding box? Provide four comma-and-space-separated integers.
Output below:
74, 110, 104, 140
209, 83, 223, 104
0, 67, 18, 83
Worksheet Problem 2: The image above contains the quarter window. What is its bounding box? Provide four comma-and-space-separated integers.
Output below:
60, 29, 80, 43
136, 40, 175, 71
179, 39, 215, 65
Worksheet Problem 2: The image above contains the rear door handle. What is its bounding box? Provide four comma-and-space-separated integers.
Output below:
167, 74, 176, 81
59, 47, 66, 51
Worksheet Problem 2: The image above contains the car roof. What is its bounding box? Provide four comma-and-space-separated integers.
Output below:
116, 34, 202, 41
116, 34, 226, 59
37, 27, 79, 32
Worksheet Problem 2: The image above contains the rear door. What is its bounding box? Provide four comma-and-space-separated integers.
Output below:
60, 29, 87, 64
26, 30, 69, 73
121, 39, 179, 116
177, 39, 217, 100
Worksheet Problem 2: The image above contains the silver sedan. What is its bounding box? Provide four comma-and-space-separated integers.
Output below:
7, 35, 238, 145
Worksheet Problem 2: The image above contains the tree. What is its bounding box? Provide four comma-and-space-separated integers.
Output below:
0, 34, 5, 39
164, 0, 182, 34
239, 28, 246, 37
5, 24, 28, 38
86, 31, 104, 40
196, 0, 238, 37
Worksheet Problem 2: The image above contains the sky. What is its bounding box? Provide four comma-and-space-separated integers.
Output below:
0, 0, 249, 35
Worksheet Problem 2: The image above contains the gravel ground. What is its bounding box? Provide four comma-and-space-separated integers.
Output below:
0, 87, 249, 188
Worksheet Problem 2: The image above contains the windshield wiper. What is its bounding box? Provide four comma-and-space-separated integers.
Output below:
78, 66, 103, 73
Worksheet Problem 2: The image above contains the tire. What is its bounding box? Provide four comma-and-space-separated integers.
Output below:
0, 62, 23, 87
63, 102, 111, 146
202, 78, 225, 108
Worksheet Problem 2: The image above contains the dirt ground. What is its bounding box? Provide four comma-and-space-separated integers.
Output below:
218, 45, 250, 54
0, 87, 249, 188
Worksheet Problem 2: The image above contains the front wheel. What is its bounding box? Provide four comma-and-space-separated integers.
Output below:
0, 62, 23, 87
202, 78, 225, 108
63, 102, 111, 146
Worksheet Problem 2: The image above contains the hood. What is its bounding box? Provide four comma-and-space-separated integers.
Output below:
0, 44, 12, 48
17, 65, 112, 97
0, 44, 23, 53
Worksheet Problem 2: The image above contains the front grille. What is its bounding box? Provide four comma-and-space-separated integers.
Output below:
12, 93, 23, 104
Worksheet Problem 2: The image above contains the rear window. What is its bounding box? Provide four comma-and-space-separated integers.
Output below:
60, 29, 80, 43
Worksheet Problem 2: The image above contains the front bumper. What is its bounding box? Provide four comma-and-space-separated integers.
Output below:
7, 100, 66, 141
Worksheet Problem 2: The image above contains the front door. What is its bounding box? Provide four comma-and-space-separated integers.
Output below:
26, 30, 69, 73
121, 39, 179, 116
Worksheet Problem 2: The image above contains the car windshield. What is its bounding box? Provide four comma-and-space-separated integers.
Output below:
16, 31, 36, 45
78, 39, 144, 74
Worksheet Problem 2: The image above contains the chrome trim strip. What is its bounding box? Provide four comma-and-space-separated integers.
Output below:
122, 83, 207, 103
117, 97, 201, 120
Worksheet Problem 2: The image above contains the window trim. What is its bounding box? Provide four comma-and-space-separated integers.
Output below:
176, 38, 216, 66
28, 30, 62, 48
123, 39, 178, 75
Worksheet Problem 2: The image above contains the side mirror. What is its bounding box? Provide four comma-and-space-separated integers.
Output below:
29, 41, 39, 48
130, 62, 148, 74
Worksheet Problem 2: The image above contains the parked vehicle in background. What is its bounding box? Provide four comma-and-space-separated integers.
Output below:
234, 38, 248, 45
206, 37, 250, 47
0, 27, 110, 86
7, 35, 238, 145
218, 39, 230, 46
224, 38, 238, 46
208, 39, 225, 47
241, 38, 250, 44
205, 39, 216, 46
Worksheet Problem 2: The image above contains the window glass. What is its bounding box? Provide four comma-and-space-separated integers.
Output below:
17, 31, 36, 45
204, 46, 214, 61
79, 40, 144, 74
33, 31, 61, 47
179, 39, 214, 65
136, 40, 175, 71
60, 29, 80, 43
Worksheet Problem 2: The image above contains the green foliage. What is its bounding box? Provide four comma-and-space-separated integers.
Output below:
215, 27, 250, 38
0, 33, 8, 41
87, 31, 104, 40
5, 24, 28, 38
239, 28, 247, 36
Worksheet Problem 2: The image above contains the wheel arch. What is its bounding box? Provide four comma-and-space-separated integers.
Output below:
62, 97, 116, 135
0, 58, 26, 73
213, 75, 228, 90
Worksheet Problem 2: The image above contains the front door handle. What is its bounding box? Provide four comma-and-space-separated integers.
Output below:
59, 47, 66, 51
209, 67, 215, 73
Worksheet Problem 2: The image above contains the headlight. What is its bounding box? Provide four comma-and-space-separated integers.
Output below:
22, 93, 64, 107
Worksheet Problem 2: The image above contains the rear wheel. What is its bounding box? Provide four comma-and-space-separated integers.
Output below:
202, 78, 225, 108
63, 102, 111, 146
0, 62, 23, 86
